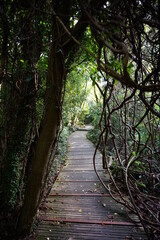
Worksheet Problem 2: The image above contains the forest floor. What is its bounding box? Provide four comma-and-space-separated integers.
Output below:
33, 129, 147, 240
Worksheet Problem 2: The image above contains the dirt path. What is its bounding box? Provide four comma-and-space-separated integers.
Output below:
35, 130, 146, 240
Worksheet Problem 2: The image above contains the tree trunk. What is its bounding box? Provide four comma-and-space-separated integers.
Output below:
17, 26, 65, 234
17, 0, 90, 233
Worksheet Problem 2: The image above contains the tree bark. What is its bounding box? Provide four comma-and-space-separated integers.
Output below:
17, 33, 65, 234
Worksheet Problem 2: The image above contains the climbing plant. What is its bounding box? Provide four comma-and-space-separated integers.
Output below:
85, 1, 160, 238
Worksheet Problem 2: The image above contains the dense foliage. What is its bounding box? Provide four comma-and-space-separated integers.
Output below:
0, 0, 159, 239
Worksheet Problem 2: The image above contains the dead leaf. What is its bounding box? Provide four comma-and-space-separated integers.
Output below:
108, 215, 114, 219
88, 189, 93, 193
125, 236, 135, 240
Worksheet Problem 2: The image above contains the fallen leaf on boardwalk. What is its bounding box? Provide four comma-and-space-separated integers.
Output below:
108, 215, 114, 219
39, 205, 48, 210
52, 221, 60, 225
102, 203, 106, 207
125, 236, 135, 240
78, 209, 82, 213
101, 221, 105, 226
88, 189, 93, 193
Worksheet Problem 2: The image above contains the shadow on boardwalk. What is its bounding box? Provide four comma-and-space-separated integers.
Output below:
35, 130, 147, 240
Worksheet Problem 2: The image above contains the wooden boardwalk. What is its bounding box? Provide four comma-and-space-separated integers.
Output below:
35, 130, 147, 240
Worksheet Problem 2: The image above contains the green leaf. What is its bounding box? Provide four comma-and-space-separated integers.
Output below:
127, 63, 134, 68
136, 181, 146, 189
132, 151, 136, 156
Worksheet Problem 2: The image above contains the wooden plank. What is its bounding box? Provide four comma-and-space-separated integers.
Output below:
50, 181, 108, 194
63, 165, 104, 171
49, 193, 115, 196
67, 156, 101, 160
41, 195, 138, 223
56, 180, 106, 182
42, 218, 138, 226
35, 222, 147, 240
57, 170, 109, 181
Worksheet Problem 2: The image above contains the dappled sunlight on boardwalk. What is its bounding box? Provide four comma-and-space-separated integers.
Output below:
35, 130, 146, 240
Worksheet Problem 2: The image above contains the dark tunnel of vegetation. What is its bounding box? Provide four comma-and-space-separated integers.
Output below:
0, 0, 159, 239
